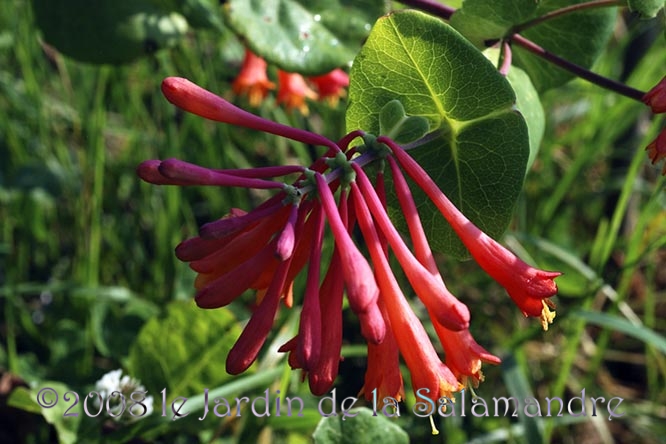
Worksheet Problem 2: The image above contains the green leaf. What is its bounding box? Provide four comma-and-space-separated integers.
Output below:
176, 0, 224, 31
485, 48, 545, 170
127, 301, 243, 399
223, 0, 388, 75
450, 0, 617, 92
379, 100, 430, 144
571, 310, 666, 354
32, 0, 188, 64
627, 0, 665, 18
512, 0, 617, 91
9, 382, 82, 444
312, 407, 409, 444
346, 10, 529, 258
450, 0, 538, 47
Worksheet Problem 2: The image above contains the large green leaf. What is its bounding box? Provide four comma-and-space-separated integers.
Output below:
346, 10, 529, 258
223, 0, 388, 75
127, 301, 242, 399
451, 0, 617, 92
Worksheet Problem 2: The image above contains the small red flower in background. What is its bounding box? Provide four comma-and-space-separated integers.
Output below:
646, 130, 666, 175
643, 76, 666, 114
276, 70, 318, 115
232, 49, 275, 107
308, 68, 349, 105
231, 48, 348, 114
142, 77, 561, 404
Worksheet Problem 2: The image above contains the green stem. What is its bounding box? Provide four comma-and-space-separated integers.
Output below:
510, 0, 623, 34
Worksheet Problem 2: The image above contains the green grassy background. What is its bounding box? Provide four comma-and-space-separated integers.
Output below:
1, 1, 665, 443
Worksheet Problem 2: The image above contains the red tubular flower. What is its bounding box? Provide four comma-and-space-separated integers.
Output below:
296, 205, 325, 370
362, 317, 405, 405
352, 162, 470, 331
351, 181, 461, 402
380, 137, 560, 330
226, 257, 293, 374
277, 70, 318, 115
307, 200, 347, 395
308, 68, 349, 105
643, 76, 666, 114
646, 129, 666, 175
433, 325, 501, 388
161, 77, 340, 152
142, 75, 557, 405
232, 49, 275, 107
315, 174, 380, 317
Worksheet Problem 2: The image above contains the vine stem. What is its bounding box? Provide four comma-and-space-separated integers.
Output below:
398, 0, 648, 101
510, 34, 645, 101
397, 0, 455, 19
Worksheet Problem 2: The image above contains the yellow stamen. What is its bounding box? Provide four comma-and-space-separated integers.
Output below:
429, 415, 439, 435
540, 300, 556, 331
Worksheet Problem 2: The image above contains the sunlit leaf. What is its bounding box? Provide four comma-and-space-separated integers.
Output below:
346, 10, 529, 258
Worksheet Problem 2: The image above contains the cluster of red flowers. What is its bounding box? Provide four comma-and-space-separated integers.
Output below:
138, 77, 560, 404
643, 76, 666, 175
231, 49, 349, 114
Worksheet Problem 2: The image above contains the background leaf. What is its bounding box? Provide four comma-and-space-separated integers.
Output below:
223, 0, 388, 75
571, 310, 666, 354
450, 0, 538, 47
312, 407, 409, 444
451, 0, 617, 92
485, 48, 545, 170
626, 0, 665, 18
9, 382, 81, 444
127, 301, 242, 399
346, 10, 529, 258
31, 0, 189, 64
512, 0, 617, 92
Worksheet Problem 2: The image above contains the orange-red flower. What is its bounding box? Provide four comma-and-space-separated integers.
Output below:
232, 49, 275, 107
379, 136, 560, 330
277, 70, 318, 115
308, 68, 349, 105
643, 76, 666, 114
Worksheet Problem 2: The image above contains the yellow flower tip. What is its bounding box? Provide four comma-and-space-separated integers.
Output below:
540, 299, 556, 331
